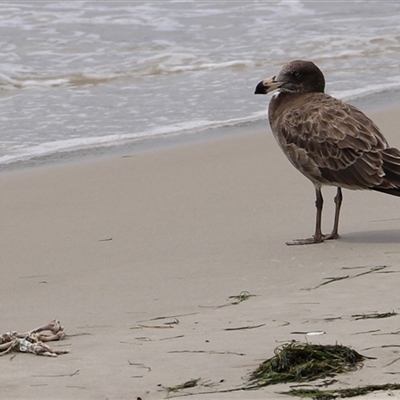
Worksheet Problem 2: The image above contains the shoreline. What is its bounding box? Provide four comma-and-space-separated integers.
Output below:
1, 100, 400, 399
2, 87, 400, 174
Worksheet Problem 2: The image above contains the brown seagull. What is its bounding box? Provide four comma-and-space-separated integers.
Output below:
255, 60, 400, 245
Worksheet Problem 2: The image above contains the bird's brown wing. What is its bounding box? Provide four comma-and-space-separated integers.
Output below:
273, 93, 389, 189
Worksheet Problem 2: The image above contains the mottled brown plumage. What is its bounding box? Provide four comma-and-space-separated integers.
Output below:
255, 60, 400, 245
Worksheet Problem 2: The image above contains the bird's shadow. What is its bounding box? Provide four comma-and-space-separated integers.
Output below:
341, 229, 400, 244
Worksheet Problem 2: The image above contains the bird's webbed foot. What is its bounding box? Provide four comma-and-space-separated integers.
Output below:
286, 236, 324, 245
323, 232, 340, 241
286, 232, 339, 245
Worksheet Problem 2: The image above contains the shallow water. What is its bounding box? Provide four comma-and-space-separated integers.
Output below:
0, 1, 400, 166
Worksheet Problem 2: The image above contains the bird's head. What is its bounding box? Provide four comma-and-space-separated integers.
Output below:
255, 60, 325, 95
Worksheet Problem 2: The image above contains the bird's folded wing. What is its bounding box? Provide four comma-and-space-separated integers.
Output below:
275, 96, 389, 188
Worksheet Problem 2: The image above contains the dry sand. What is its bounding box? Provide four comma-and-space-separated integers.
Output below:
1, 106, 400, 399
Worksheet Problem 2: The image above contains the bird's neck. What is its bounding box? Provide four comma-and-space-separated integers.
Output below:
269, 92, 299, 118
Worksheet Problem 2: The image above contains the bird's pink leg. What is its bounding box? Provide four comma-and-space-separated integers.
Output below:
286, 187, 325, 245
324, 187, 342, 240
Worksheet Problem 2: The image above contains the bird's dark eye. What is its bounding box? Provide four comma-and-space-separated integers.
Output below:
292, 71, 301, 77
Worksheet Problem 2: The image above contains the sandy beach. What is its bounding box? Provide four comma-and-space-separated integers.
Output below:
1, 105, 400, 399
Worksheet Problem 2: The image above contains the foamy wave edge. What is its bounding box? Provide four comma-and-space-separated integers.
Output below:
2, 83, 400, 166
0, 112, 266, 165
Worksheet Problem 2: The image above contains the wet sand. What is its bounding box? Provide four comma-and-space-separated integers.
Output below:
1, 106, 400, 399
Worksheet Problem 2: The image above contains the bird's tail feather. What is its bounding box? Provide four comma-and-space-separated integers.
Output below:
372, 147, 400, 197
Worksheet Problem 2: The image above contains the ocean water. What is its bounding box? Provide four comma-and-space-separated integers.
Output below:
1, 1, 400, 167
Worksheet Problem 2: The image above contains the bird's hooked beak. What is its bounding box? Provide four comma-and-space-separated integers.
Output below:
254, 76, 283, 95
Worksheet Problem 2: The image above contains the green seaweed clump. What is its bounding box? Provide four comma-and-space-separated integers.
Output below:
248, 341, 365, 388
282, 383, 400, 399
